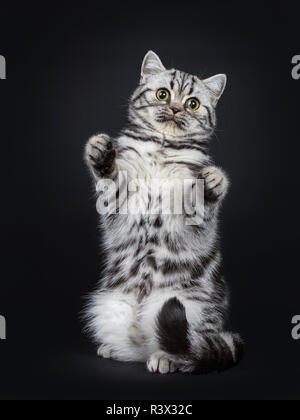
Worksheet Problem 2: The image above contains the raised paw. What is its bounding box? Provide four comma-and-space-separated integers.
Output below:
97, 344, 113, 359
147, 351, 178, 375
201, 166, 229, 202
85, 134, 116, 178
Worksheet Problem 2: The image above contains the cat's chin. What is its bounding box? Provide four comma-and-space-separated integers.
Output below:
156, 120, 186, 137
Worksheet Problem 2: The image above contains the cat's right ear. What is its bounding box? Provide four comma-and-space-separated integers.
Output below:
141, 51, 166, 82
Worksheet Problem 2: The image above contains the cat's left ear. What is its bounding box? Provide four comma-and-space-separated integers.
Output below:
141, 51, 166, 82
203, 74, 227, 103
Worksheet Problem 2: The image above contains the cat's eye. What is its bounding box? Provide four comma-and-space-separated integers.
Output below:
156, 88, 170, 102
186, 98, 200, 111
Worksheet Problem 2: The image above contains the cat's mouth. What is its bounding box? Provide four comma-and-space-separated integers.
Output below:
156, 115, 186, 130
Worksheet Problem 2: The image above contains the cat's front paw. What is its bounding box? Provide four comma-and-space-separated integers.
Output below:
201, 166, 229, 202
147, 351, 178, 374
85, 134, 116, 178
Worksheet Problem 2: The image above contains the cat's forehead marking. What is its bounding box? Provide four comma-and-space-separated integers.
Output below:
168, 70, 198, 97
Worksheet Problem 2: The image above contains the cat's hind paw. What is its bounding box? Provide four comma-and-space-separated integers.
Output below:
147, 351, 178, 374
97, 344, 113, 359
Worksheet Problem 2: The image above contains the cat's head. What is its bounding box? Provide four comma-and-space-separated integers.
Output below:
129, 51, 226, 138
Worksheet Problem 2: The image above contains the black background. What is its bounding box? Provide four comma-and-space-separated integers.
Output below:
1, 1, 300, 400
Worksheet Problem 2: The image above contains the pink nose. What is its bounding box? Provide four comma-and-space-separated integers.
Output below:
170, 107, 181, 114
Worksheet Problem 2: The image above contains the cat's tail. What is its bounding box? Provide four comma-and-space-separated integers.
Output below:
156, 297, 244, 374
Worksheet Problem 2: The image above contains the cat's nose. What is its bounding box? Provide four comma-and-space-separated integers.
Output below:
170, 106, 181, 115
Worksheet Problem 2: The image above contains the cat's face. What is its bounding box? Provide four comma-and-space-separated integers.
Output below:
129, 51, 227, 138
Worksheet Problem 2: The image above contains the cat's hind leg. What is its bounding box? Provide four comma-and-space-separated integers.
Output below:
146, 351, 178, 374
97, 344, 113, 359
87, 290, 146, 363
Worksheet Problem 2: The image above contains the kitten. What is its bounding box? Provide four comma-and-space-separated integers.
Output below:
84, 51, 243, 374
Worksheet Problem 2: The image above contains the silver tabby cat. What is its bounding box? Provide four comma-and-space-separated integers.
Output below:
84, 51, 243, 374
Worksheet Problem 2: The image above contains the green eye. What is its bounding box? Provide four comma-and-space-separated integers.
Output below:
187, 98, 200, 111
156, 89, 170, 102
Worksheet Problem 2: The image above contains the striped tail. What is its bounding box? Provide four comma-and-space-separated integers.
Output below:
156, 297, 244, 374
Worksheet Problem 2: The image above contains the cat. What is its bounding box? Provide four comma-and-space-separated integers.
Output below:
84, 51, 243, 374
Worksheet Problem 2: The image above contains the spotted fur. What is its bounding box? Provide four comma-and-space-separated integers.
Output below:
84, 51, 243, 374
